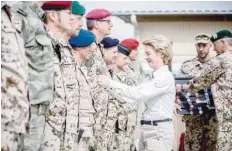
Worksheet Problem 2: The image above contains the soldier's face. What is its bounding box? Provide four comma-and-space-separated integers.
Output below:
56, 10, 74, 36
96, 17, 113, 36
76, 43, 95, 60
70, 14, 83, 35
145, 45, 163, 70
116, 53, 128, 70
108, 62, 117, 71
195, 43, 210, 59
104, 46, 118, 65
129, 50, 139, 61
213, 40, 226, 54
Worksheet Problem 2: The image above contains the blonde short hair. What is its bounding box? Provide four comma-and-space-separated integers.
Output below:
143, 35, 173, 65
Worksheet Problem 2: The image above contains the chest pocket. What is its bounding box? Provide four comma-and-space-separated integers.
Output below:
35, 34, 51, 46
26, 34, 51, 48
26, 34, 52, 63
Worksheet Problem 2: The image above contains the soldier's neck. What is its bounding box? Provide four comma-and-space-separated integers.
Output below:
45, 23, 67, 42
75, 52, 84, 65
63, 33, 71, 42
128, 60, 134, 66
198, 55, 210, 63
223, 46, 231, 53
91, 29, 104, 44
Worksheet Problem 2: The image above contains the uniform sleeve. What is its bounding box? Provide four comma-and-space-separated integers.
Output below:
183, 57, 224, 92
180, 61, 193, 76
109, 75, 173, 102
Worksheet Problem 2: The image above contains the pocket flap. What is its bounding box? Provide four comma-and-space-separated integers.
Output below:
35, 35, 51, 46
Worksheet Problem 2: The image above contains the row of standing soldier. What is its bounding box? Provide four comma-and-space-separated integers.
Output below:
1, 1, 141, 151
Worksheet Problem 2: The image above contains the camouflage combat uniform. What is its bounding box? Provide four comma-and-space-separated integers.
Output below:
182, 51, 232, 151
1, 3, 29, 150
43, 31, 79, 151
102, 89, 122, 151
180, 57, 218, 151
110, 69, 138, 151
126, 62, 142, 150
12, 2, 54, 150
84, 43, 113, 151
76, 64, 96, 151
127, 63, 141, 85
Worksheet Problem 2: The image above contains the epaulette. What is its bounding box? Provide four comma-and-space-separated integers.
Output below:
182, 59, 192, 65
182, 57, 197, 65
17, 8, 26, 17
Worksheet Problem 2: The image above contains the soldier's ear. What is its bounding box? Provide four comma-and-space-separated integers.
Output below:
93, 20, 99, 29
47, 11, 57, 23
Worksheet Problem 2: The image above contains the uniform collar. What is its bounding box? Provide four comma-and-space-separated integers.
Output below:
47, 29, 72, 49
193, 57, 202, 66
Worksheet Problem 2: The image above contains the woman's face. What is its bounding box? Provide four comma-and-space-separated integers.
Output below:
144, 45, 163, 70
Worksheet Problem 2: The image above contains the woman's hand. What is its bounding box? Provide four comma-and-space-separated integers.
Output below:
97, 75, 110, 88
173, 103, 182, 116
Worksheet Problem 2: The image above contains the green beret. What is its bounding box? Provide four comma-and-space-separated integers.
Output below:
210, 29, 232, 43
71, 1, 85, 15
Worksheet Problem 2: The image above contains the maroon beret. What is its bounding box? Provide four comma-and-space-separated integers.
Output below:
85, 9, 112, 20
41, 1, 72, 10
120, 38, 139, 50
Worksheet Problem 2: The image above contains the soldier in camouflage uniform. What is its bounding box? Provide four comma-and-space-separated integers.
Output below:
69, 29, 96, 151
1, 2, 29, 150
41, 2, 80, 151
100, 37, 127, 151
178, 30, 232, 151
110, 43, 139, 151
11, 2, 54, 150
85, 9, 114, 151
120, 39, 142, 150
121, 39, 141, 85
98, 37, 120, 151
178, 33, 218, 151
